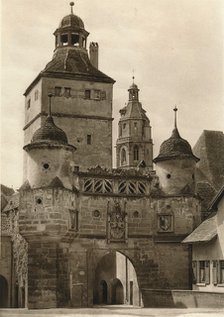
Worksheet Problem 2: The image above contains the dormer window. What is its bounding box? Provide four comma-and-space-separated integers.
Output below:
61, 34, 68, 46
71, 33, 79, 46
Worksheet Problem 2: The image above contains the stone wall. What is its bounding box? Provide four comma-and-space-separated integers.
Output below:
142, 289, 224, 308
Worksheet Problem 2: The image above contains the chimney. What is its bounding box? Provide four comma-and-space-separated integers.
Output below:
89, 42, 99, 69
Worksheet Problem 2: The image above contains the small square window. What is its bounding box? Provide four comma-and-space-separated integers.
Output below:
64, 87, 71, 98
87, 134, 92, 145
55, 87, 62, 96
101, 91, 106, 100
94, 90, 101, 100
85, 89, 91, 99
27, 99, 31, 109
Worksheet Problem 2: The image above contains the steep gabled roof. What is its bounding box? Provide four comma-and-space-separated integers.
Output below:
182, 215, 217, 244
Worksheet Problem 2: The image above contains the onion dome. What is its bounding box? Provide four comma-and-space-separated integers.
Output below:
31, 115, 68, 145
153, 107, 199, 163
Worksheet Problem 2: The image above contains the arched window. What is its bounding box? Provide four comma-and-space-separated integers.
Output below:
121, 148, 126, 165
133, 145, 139, 161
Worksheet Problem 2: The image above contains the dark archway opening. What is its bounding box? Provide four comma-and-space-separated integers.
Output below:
111, 278, 124, 304
99, 280, 108, 304
0, 275, 8, 307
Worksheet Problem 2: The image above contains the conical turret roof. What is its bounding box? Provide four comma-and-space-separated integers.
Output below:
154, 108, 199, 163
31, 115, 68, 145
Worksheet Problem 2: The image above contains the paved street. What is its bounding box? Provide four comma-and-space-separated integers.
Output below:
0, 306, 224, 317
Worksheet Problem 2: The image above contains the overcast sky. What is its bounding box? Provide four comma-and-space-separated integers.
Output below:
1, 0, 224, 189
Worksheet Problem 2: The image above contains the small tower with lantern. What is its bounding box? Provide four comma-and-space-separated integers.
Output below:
116, 77, 153, 170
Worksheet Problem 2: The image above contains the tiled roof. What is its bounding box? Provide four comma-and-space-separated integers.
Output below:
154, 128, 199, 163
43, 48, 114, 83
3, 192, 19, 212
182, 215, 217, 244
48, 177, 64, 188
24, 48, 115, 96
32, 116, 68, 144
121, 101, 149, 121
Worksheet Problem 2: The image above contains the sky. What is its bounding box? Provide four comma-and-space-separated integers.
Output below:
1, 0, 224, 189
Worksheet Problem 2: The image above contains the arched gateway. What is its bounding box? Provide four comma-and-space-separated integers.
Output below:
13, 2, 201, 310
93, 251, 141, 306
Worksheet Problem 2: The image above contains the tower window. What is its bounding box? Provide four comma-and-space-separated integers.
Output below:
55, 87, 62, 96
61, 34, 68, 45
71, 33, 79, 46
133, 145, 139, 161
64, 87, 71, 98
121, 148, 126, 165
87, 134, 92, 145
27, 99, 31, 109
123, 123, 126, 129
134, 122, 137, 133
85, 89, 91, 99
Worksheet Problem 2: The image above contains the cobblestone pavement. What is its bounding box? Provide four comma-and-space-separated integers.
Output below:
0, 307, 224, 317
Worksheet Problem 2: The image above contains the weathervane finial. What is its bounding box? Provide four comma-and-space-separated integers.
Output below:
70, 2, 75, 14
173, 105, 178, 128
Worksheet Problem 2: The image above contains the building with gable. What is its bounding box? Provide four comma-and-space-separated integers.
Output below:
0, 3, 223, 309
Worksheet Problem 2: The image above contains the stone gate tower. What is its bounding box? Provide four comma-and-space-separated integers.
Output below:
23, 3, 115, 179
116, 78, 153, 170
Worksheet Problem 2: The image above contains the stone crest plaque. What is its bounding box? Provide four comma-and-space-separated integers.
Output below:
107, 201, 127, 242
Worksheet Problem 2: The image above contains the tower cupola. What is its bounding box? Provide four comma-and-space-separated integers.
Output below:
54, 2, 89, 50
153, 107, 199, 195
128, 77, 139, 101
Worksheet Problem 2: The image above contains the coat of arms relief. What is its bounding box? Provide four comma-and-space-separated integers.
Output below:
107, 200, 127, 243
